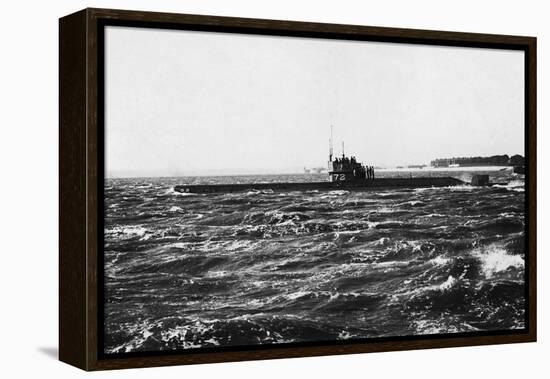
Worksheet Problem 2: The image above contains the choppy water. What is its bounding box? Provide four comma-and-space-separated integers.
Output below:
103, 170, 526, 354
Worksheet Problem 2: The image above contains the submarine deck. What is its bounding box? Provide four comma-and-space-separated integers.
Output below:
174, 177, 465, 194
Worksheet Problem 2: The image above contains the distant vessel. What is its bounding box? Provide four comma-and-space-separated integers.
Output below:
513, 165, 525, 174
304, 167, 328, 174
175, 127, 469, 194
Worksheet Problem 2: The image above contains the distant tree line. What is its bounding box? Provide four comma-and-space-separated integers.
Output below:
431, 154, 524, 167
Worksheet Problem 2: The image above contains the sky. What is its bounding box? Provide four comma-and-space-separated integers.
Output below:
105, 26, 524, 178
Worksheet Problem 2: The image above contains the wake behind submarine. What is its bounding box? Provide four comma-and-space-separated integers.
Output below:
173, 129, 494, 194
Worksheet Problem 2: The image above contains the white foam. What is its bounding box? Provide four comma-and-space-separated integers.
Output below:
476, 245, 524, 278
338, 330, 353, 339
367, 220, 404, 229
492, 180, 525, 192
414, 187, 436, 193
124, 225, 146, 236
106, 322, 156, 353
448, 185, 476, 192
396, 200, 424, 206
413, 319, 479, 335
417, 275, 458, 293
498, 212, 517, 218
286, 291, 310, 300
439, 275, 457, 291
105, 225, 148, 239
424, 213, 445, 218
391, 275, 459, 301
429, 255, 451, 266
327, 190, 350, 196
277, 219, 297, 227
165, 187, 197, 196
205, 270, 228, 278
246, 189, 274, 196
167, 242, 190, 249
376, 260, 410, 269
367, 221, 380, 228
507, 180, 525, 187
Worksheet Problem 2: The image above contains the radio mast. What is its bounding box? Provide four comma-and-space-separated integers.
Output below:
329, 125, 334, 162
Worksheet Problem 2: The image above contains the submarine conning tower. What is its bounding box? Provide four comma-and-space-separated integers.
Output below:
328, 132, 373, 182
329, 152, 370, 182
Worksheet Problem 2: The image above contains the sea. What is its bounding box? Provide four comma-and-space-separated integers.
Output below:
103, 169, 526, 354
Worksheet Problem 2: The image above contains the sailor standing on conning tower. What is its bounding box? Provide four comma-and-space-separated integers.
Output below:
327, 126, 370, 183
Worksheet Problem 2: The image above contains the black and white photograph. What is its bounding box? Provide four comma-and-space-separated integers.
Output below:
102, 25, 527, 354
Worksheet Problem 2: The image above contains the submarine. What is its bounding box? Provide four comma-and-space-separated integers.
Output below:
174, 132, 469, 194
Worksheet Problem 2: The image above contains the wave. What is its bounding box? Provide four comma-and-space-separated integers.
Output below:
395, 275, 460, 300
367, 220, 406, 229
327, 190, 350, 196
492, 180, 525, 192
412, 318, 480, 335
473, 244, 524, 278
396, 200, 425, 207
448, 185, 476, 192
246, 189, 275, 196
105, 225, 149, 240
104, 314, 355, 353
164, 187, 198, 196
104, 173, 527, 352
428, 255, 452, 267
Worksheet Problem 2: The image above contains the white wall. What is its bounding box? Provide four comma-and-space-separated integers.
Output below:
0, 0, 546, 377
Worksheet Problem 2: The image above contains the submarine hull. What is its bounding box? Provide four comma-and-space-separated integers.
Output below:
174, 177, 465, 194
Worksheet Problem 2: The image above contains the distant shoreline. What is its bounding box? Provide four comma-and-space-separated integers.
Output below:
379, 166, 512, 172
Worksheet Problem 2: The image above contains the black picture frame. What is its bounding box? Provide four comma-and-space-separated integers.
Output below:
59, 7, 537, 371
